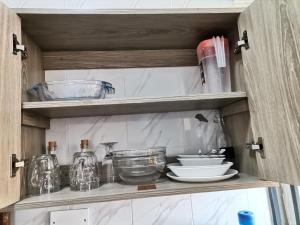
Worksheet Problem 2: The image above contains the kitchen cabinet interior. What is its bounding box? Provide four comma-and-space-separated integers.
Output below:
0, 0, 300, 212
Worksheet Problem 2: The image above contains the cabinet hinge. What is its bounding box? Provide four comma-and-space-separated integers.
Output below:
13, 33, 27, 59
246, 137, 265, 158
234, 30, 249, 54
10, 154, 25, 177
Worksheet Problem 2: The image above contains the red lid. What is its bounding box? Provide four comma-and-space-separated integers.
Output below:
198, 38, 229, 49
196, 37, 229, 62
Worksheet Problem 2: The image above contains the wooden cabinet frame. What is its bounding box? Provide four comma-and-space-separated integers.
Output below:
0, 0, 299, 211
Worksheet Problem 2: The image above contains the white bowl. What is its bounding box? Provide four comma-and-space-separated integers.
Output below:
178, 157, 225, 166
167, 169, 238, 183
167, 162, 233, 178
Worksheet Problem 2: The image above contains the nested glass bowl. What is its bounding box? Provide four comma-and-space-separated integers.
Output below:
28, 80, 115, 101
113, 147, 166, 184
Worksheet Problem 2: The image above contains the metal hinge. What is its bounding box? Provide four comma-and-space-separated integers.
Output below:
10, 154, 25, 177
13, 33, 27, 59
234, 30, 249, 54
246, 137, 265, 158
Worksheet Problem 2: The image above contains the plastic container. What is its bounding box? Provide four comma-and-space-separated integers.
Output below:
28, 80, 115, 101
197, 37, 231, 93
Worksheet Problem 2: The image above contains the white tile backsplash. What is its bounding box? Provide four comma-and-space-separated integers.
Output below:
14, 206, 69, 225
1, 0, 254, 8
69, 200, 132, 225
191, 188, 272, 225
13, 189, 272, 225
247, 188, 272, 225
44, 67, 222, 163
124, 67, 182, 98
172, 0, 233, 8
132, 194, 193, 225
46, 119, 69, 164
126, 112, 184, 152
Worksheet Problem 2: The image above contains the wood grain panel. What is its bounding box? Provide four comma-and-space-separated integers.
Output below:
20, 126, 45, 198
22, 111, 50, 129
22, 92, 247, 118
239, 0, 300, 184
43, 49, 197, 70
21, 32, 44, 101
222, 99, 249, 117
4, 174, 277, 211
0, 212, 10, 225
0, 2, 22, 209
224, 111, 258, 176
227, 26, 246, 92
21, 32, 46, 197
18, 11, 239, 51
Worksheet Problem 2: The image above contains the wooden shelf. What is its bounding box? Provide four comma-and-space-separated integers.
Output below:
22, 92, 247, 118
16, 8, 241, 51
4, 174, 277, 211
16, 8, 243, 69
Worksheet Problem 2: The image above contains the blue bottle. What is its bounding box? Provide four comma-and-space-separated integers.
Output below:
238, 211, 255, 225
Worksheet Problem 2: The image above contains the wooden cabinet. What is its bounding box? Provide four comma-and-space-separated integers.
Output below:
0, 3, 22, 209
0, 0, 299, 211
238, 0, 300, 185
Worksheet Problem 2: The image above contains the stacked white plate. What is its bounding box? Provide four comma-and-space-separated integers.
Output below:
167, 154, 238, 183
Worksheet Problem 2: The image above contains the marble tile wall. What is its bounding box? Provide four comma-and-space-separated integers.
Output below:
13, 188, 272, 225
45, 67, 225, 165
1, 0, 254, 9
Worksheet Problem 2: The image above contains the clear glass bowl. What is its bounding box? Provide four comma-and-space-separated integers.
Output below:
28, 154, 61, 195
28, 80, 115, 101
113, 147, 166, 184
69, 151, 99, 191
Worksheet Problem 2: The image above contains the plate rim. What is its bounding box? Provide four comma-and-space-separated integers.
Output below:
166, 169, 238, 180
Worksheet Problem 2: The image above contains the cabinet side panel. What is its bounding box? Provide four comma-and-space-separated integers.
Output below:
21, 32, 45, 197
21, 32, 44, 101
0, 2, 22, 208
224, 111, 258, 176
238, 0, 300, 184
228, 26, 246, 92
21, 126, 45, 197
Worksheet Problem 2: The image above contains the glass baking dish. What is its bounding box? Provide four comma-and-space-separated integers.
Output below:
28, 80, 115, 101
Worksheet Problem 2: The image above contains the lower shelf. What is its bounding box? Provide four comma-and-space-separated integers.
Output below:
7, 174, 277, 211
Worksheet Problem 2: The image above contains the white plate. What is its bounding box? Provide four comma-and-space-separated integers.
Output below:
177, 154, 225, 158
178, 157, 225, 166
167, 169, 238, 182
167, 162, 233, 177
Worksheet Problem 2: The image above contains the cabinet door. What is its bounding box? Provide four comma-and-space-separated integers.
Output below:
238, 0, 300, 185
0, 2, 22, 208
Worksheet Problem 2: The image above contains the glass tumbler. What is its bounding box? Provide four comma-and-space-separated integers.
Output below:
69, 151, 99, 191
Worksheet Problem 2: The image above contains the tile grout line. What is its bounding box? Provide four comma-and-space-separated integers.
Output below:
130, 199, 134, 225
189, 194, 195, 225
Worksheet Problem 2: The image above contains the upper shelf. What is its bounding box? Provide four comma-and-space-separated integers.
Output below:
22, 92, 247, 118
5, 173, 277, 211
16, 8, 241, 51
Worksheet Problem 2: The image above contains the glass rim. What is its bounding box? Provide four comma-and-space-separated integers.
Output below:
113, 146, 166, 157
